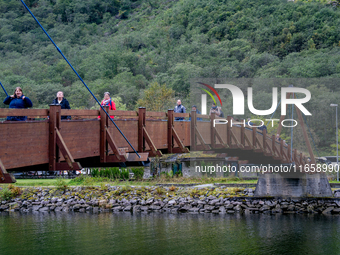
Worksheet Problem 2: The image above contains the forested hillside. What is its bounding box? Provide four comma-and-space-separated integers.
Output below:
1, 0, 340, 155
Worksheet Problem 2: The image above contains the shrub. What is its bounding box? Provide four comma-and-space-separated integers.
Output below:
169, 185, 177, 192
131, 167, 144, 180
100, 183, 108, 191
55, 178, 68, 191
91, 168, 100, 177
69, 175, 86, 184
120, 185, 132, 193
174, 171, 183, 177
0, 188, 13, 201
155, 187, 165, 195
120, 168, 130, 180
9, 186, 22, 197
189, 188, 199, 197
109, 167, 120, 179
227, 177, 241, 182
0, 185, 22, 201
91, 167, 121, 179
83, 176, 95, 186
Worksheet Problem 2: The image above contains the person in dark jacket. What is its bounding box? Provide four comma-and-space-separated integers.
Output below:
174, 99, 186, 120
188, 105, 202, 121
3, 86, 33, 121
52, 91, 71, 120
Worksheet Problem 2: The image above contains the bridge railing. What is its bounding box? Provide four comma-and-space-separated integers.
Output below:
0, 107, 308, 170
0, 108, 49, 119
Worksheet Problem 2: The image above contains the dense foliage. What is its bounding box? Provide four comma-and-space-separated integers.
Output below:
1, 0, 340, 154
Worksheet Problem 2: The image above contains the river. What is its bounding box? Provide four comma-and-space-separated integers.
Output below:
1, 212, 339, 254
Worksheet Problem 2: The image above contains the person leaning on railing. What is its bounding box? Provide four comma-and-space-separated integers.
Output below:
3, 86, 33, 121
52, 91, 71, 120
98, 92, 116, 119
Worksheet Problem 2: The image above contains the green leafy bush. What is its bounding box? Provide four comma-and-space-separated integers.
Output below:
91, 167, 129, 180
0, 188, 13, 201
55, 178, 68, 191
120, 168, 130, 180
131, 167, 144, 180
0, 185, 23, 201
90, 168, 100, 177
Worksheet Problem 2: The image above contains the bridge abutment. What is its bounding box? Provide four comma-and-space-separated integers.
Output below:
254, 172, 332, 197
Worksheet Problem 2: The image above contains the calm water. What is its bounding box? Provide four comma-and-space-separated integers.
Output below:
1, 212, 340, 255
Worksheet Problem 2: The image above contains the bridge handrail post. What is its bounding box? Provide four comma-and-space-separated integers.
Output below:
168, 109, 174, 153
138, 107, 146, 152
210, 113, 215, 149
272, 135, 276, 156
241, 123, 245, 147
191, 110, 197, 151
49, 104, 61, 170
227, 116, 232, 146
280, 139, 284, 161
263, 128, 267, 152
288, 143, 291, 162
252, 127, 257, 149
100, 106, 109, 162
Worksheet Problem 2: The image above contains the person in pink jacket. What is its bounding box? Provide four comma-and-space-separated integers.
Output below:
99, 92, 116, 119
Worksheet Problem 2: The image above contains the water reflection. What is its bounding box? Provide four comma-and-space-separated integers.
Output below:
0, 211, 339, 254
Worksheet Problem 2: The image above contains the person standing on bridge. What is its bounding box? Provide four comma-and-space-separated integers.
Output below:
3, 86, 33, 121
174, 99, 186, 120
100, 92, 116, 119
209, 103, 224, 117
52, 91, 71, 120
189, 105, 202, 121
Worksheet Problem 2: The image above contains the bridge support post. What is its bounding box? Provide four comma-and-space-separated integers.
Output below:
100, 106, 126, 163
100, 106, 109, 163
100, 107, 149, 163
190, 110, 197, 151
210, 113, 216, 149
168, 109, 189, 153
0, 158, 15, 183
255, 172, 332, 197
263, 128, 267, 153
138, 107, 162, 157
241, 125, 245, 147
49, 104, 60, 170
226, 116, 231, 147
252, 127, 256, 150
138, 107, 145, 153
49, 104, 81, 171
168, 109, 174, 153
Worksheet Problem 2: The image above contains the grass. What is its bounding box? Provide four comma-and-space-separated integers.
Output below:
0, 176, 259, 187
5, 179, 61, 187
4, 177, 338, 188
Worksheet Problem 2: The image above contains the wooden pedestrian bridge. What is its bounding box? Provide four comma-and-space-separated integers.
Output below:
0, 105, 313, 183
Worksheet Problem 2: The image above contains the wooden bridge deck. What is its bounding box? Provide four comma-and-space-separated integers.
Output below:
0, 106, 310, 182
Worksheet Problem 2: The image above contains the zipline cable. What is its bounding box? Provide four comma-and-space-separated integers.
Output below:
20, 0, 140, 158
0, 81, 9, 97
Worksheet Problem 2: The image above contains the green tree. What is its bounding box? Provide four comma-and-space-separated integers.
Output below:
136, 82, 175, 111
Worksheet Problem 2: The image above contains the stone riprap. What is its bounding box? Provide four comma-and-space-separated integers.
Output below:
2, 186, 340, 215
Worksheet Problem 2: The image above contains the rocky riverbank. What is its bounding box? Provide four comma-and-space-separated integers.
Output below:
2, 185, 340, 215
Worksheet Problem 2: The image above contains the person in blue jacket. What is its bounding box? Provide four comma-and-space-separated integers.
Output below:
188, 105, 202, 121
174, 99, 186, 120
3, 87, 33, 121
